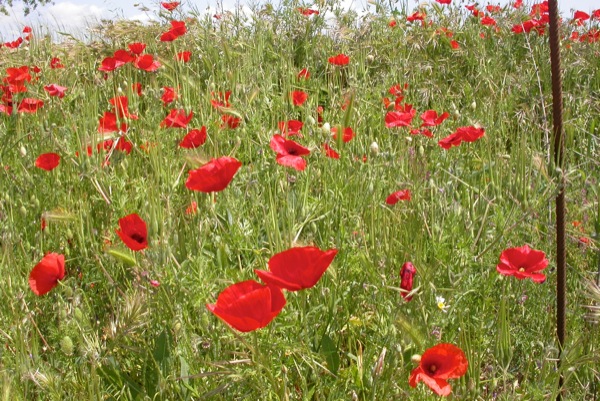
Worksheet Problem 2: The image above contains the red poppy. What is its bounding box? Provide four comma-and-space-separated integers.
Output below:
435, 0, 451, 4
328, 53, 350, 66
4, 37, 23, 49
323, 143, 339, 159
278, 120, 303, 137
297, 68, 310, 80
496, 244, 548, 283
269, 134, 310, 171
593, 9, 600, 19
134, 54, 161, 72
128, 42, 146, 55
17, 98, 43, 113
407, 11, 426, 22
185, 201, 198, 215
160, 109, 193, 128
207, 280, 286, 332
114, 49, 135, 64
409, 343, 468, 396
298, 7, 319, 16
385, 110, 415, 128
291, 90, 308, 106
410, 128, 433, 138
573, 11, 590, 25
176, 51, 191, 62
160, 20, 187, 41
450, 40, 460, 49
221, 114, 241, 129
386, 189, 411, 205
35, 153, 60, 171
23, 26, 32, 33
50, 57, 64, 69
116, 213, 148, 251
185, 156, 242, 192
161, 1, 180, 11
211, 91, 232, 110
331, 126, 355, 143
255, 246, 338, 291
513, 0, 523, 8
29, 253, 65, 296
98, 57, 120, 72
438, 126, 485, 149
98, 112, 128, 134
420, 110, 449, 127
179, 127, 207, 148
480, 16, 497, 26
161, 86, 178, 105
109, 96, 138, 120
400, 262, 417, 301
132, 82, 143, 96
44, 84, 68, 98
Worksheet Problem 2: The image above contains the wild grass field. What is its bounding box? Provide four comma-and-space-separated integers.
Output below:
0, 0, 599, 399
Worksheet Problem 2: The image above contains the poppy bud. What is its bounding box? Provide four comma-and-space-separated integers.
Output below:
20, 146, 27, 157
20, 205, 27, 216
411, 354, 422, 363
418, 145, 424, 156
370, 141, 379, 155
60, 335, 74, 356
471, 101, 477, 110
306, 116, 316, 125
366, 54, 375, 62
74, 307, 84, 322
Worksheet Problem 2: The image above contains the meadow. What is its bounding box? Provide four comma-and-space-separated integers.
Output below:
0, 0, 599, 399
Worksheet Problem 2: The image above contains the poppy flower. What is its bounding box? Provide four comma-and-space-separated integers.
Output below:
179, 127, 207, 148
278, 120, 303, 137
128, 42, 146, 55
420, 110, 449, 127
50, 57, 64, 69
206, 280, 286, 332
109, 96, 138, 120
161, 86, 178, 105
480, 16, 497, 26
161, 2, 180, 11
116, 213, 148, 251
160, 109, 193, 128
496, 244, 548, 283
29, 253, 65, 296
221, 114, 241, 129
400, 262, 417, 301
435, 0, 451, 4
35, 153, 60, 171
450, 40, 460, 49
44, 84, 68, 98
185, 201, 198, 215
210, 91, 231, 110
291, 90, 308, 106
4, 37, 23, 49
438, 126, 485, 149
298, 7, 319, 16
409, 343, 468, 396
322, 143, 340, 159
185, 156, 242, 193
160, 20, 187, 41
133, 54, 161, 72
328, 53, 350, 66
386, 189, 411, 205
407, 11, 426, 22
176, 51, 191, 62
269, 134, 310, 171
17, 98, 43, 113
132, 82, 143, 96
385, 110, 415, 128
297, 68, 310, 80
255, 246, 338, 291
114, 49, 135, 65
331, 126, 355, 143
98, 112, 128, 134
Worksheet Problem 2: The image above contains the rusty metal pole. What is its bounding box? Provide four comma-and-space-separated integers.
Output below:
547, 1, 566, 400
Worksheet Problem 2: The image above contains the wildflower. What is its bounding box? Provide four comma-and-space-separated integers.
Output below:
185, 156, 242, 193
297, 68, 310, 80
221, 114, 241, 129
17, 98, 44, 113
133, 54, 161, 72
35, 153, 60, 171
420, 110, 449, 127
269, 134, 310, 171
161, 2, 180, 11
207, 280, 286, 332
128, 42, 146, 55
400, 262, 417, 301
43, 84, 68, 98
160, 109, 193, 128
176, 51, 191, 62
255, 246, 338, 291
328, 53, 350, 66
496, 244, 548, 283
50, 57, 64, 69
331, 126, 355, 143
179, 127, 207, 148
109, 96, 138, 120
409, 343, 468, 396
385, 110, 415, 128
278, 120, 303, 137
291, 90, 308, 106
98, 112, 128, 134
161, 86, 178, 105
436, 296, 449, 312
29, 253, 65, 296
438, 126, 485, 149
322, 143, 340, 159
298, 7, 319, 16
116, 213, 148, 251
386, 189, 411, 205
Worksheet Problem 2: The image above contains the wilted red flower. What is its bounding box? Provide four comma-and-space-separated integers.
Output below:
331, 126, 355, 143
322, 143, 339, 159
176, 51, 191, 62
278, 120, 303, 137
161, 1, 180, 11
116, 213, 148, 251
110, 96, 138, 120
420, 110, 449, 127
496, 244, 548, 283
400, 262, 417, 301
221, 114, 241, 129
328, 53, 350, 66
438, 126, 485, 149
409, 343, 468, 396
29, 253, 65, 296
386, 189, 411, 205
185, 156, 242, 192
297, 68, 310, 80
50, 57, 64, 69
179, 127, 207, 148
35, 153, 60, 171
134, 54, 161, 72
161, 86, 178, 105
207, 280, 286, 332
17, 98, 44, 113
255, 246, 338, 291
298, 7, 319, 16
291, 90, 308, 106
128, 42, 146, 55
98, 112, 128, 134
160, 109, 193, 128
270, 134, 310, 171
44, 84, 68, 98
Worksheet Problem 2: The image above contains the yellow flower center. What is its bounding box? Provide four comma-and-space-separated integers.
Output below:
518, 267, 526, 272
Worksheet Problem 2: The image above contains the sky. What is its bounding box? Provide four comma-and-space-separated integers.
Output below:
0, 0, 598, 41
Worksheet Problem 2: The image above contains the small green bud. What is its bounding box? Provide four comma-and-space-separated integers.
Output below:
60, 336, 74, 356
